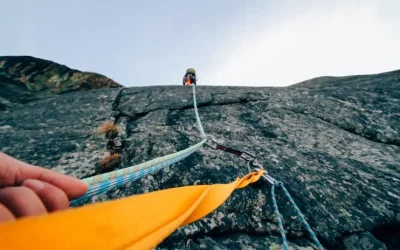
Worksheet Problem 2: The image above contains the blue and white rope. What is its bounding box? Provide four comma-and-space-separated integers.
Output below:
70, 139, 207, 206
71, 84, 208, 206
272, 181, 324, 250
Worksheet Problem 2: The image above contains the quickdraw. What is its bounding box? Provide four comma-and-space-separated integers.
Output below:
205, 136, 276, 184
203, 135, 323, 249
70, 81, 323, 249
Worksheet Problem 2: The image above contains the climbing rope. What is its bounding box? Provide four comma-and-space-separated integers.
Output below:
272, 181, 324, 250
70, 138, 207, 205
194, 83, 324, 249
192, 84, 206, 138
71, 84, 209, 205
1, 171, 265, 250
71, 82, 324, 250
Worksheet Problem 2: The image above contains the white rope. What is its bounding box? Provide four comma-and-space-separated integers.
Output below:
192, 84, 206, 138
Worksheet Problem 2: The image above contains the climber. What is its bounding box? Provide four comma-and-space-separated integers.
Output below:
183, 68, 197, 85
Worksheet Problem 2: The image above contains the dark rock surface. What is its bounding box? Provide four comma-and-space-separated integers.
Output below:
1, 66, 399, 249
341, 232, 387, 250
0, 56, 122, 109
0, 88, 119, 178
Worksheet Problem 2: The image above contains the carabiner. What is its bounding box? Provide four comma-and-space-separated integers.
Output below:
205, 136, 218, 149
240, 150, 257, 161
251, 160, 276, 185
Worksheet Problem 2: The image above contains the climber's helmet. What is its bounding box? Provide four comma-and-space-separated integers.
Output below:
186, 68, 196, 75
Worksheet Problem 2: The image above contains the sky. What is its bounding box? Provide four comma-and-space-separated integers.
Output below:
1, 0, 399, 87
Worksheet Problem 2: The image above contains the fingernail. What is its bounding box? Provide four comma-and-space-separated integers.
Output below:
23, 179, 45, 191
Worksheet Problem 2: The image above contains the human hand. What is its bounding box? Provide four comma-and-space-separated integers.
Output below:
0, 152, 88, 223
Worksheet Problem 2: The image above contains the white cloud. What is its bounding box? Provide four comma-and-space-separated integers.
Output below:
206, 2, 400, 87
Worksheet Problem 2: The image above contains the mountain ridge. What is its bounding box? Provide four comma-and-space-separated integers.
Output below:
0, 55, 122, 109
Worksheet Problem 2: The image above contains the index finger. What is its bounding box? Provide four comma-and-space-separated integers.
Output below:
0, 152, 88, 200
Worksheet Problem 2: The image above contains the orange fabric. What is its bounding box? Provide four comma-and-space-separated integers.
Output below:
185, 77, 191, 85
0, 170, 264, 250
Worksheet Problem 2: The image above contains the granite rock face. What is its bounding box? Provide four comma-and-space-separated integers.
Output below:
1, 64, 399, 249
341, 232, 387, 250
